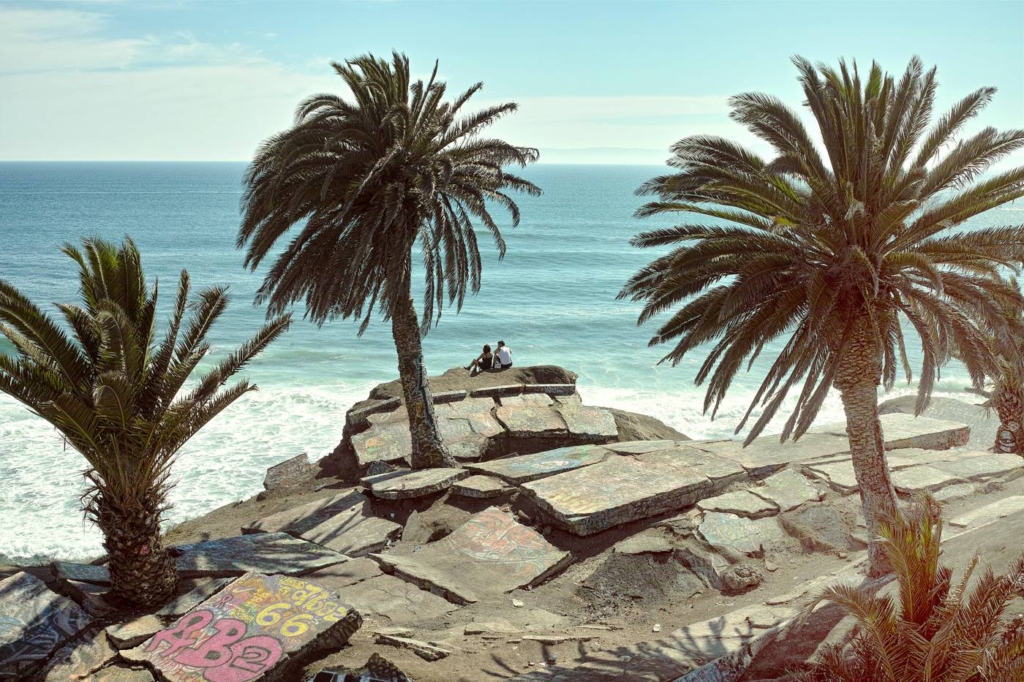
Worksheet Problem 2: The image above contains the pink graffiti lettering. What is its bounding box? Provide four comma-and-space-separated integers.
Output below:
175, 618, 247, 668
203, 636, 283, 682
147, 611, 214, 658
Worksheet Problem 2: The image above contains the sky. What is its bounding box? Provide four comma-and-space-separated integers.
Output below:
1, 0, 1022, 164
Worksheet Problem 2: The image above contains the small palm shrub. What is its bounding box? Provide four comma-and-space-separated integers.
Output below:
797, 499, 1024, 680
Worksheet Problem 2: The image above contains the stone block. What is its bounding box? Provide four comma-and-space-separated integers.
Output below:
65, 580, 116, 618
749, 469, 823, 511
345, 398, 401, 429
54, 561, 110, 585
304, 558, 383, 591
432, 390, 467, 403
523, 383, 577, 396
435, 396, 498, 419
334, 575, 459, 624
263, 453, 315, 491
810, 413, 969, 451
0, 572, 92, 679
931, 453, 1024, 483
604, 440, 678, 455
698, 512, 786, 557
107, 615, 164, 649
90, 667, 155, 682
466, 444, 612, 484
697, 433, 853, 478
245, 490, 400, 557
173, 533, 348, 578
613, 528, 675, 555
351, 422, 412, 468
470, 384, 525, 399
374, 634, 451, 661
503, 393, 555, 407
361, 467, 468, 500
41, 630, 117, 681
452, 474, 513, 498
779, 506, 852, 553
372, 507, 570, 604
698, 490, 778, 519
804, 460, 859, 494
674, 545, 733, 592
125, 572, 362, 682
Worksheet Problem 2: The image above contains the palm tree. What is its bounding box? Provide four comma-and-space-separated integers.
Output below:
620, 57, 1024, 575
238, 52, 539, 470
0, 237, 290, 608
989, 288, 1024, 454
798, 499, 1024, 680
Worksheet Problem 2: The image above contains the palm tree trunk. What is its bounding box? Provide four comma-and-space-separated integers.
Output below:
993, 381, 1024, 455
834, 319, 900, 577
390, 294, 457, 469
97, 497, 178, 608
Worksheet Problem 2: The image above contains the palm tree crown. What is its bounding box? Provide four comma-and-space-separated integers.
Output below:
0, 237, 290, 606
622, 56, 1024, 444
239, 51, 540, 332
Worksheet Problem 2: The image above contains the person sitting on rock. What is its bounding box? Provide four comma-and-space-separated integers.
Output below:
466, 344, 494, 374
495, 340, 512, 369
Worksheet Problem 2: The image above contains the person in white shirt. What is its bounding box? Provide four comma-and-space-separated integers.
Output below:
495, 340, 512, 369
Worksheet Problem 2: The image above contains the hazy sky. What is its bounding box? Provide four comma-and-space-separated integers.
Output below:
1, 0, 1022, 164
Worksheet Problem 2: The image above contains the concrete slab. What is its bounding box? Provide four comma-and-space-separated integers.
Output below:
0, 572, 92, 679
372, 507, 570, 604
613, 528, 675, 555
245, 490, 401, 557
471, 384, 525, 399
880, 395, 996, 451
173, 532, 349, 578
503, 393, 555, 407
891, 465, 965, 493
40, 630, 117, 681
804, 460, 859, 494
53, 561, 110, 585
351, 422, 412, 468
698, 512, 786, 557
304, 558, 383, 591
466, 444, 612, 484
452, 474, 512, 499
434, 396, 498, 419
697, 433, 852, 478
780, 506, 852, 553
749, 470, 823, 512
522, 451, 714, 536
950, 496, 1024, 528
125, 572, 362, 682
555, 404, 619, 441
263, 453, 314, 491
65, 580, 115, 618
643, 446, 748, 488
698, 490, 778, 519
494, 401, 567, 437
931, 453, 1024, 483
156, 578, 232, 618
524, 383, 577, 396
810, 413, 969, 451
604, 440, 678, 455
334, 575, 459, 624
934, 483, 978, 503
361, 467, 468, 500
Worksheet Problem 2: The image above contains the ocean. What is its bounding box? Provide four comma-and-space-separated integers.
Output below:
0, 162, 986, 564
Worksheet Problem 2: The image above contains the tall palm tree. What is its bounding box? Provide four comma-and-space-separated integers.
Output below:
238, 52, 540, 470
620, 57, 1024, 575
0, 237, 290, 608
989, 287, 1024, 454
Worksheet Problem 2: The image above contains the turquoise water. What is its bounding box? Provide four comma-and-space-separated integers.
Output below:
0, 162, 986, 563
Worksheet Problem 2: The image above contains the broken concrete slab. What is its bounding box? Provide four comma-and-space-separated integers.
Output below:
934, 483, 978, 503
173, 532, 349, 578
780, 506, 852, 554
697, 432, 852, 478
0, 572, 92, 680
372, 507, 570, 604
648, 446, 748, 488
305, 557, 383, 591
613, 528, 676, 555
604, 440, 678, 455
470, 384, 525, 399
554, 403, 619, 441
804, 460, 859, 494
523, 451, 714, 536
125, 572, 362, 682
810, 413, 970, 451
891, 465, 965, 493
466, 444, 612, 484
374, 633, 451, 661
53, 561, 110, 585
335, 575, 459, 624
451, 474, 512, 498
524, 383, 577, 396
40, 630, 117, 681
107, 615, 164, 649
351, 421, 413, 468
880, 395, 996, 451
749, 470, 823, 512
245, 490, 400, 557
931, 453, 1024, 483
65, 580, 116, 618
156, 578, 232, 619
494, 400, 567, 437
90, 666, 156, 682
503, 393, 555, 407
698, 490, 778, 519
263, 453, 315, 491
698, 512, 786, 557
675, 544, 732, 592
950, 496, 1024, 528
432, 390, 467, 403
361, 467, 468, 500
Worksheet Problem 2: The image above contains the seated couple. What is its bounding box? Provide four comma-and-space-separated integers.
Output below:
466, 341, 512, 374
